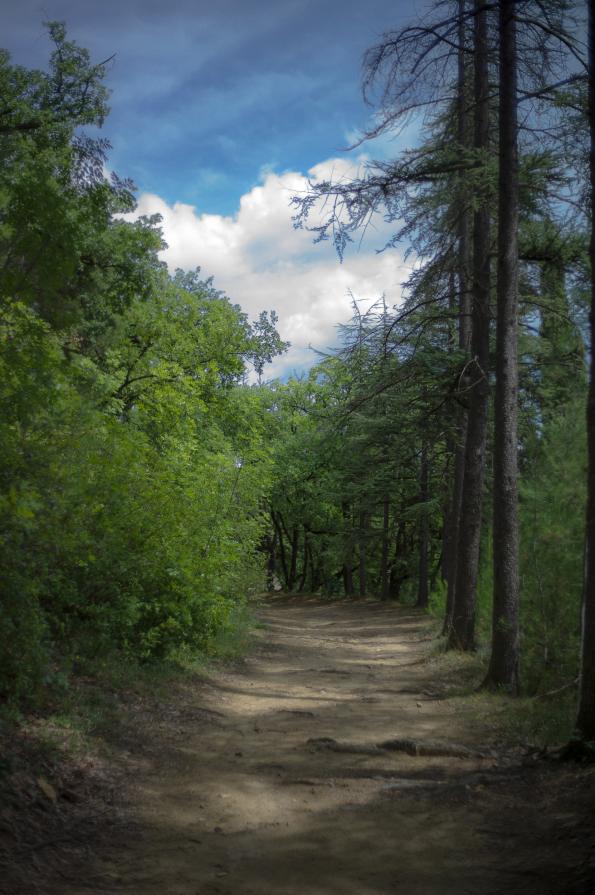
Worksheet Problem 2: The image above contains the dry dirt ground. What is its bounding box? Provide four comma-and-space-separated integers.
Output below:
6, 596, 595, 894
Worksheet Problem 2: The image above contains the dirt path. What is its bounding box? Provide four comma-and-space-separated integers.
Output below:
55, 597, 594, 895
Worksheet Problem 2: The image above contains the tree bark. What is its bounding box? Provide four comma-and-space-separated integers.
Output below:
389, 521, 407, 600
381, 496, 391, 600
441, 497, 450, 587
448, 0, 491, 652
271, 511, 289, 588
445, 415, 468, 632
417, 443, 430, 609
266, 528, 277, 590
288, 526, 299, 591
342, 501, 355, 596
444, 0, 473, 637
456, 0, 473, 357
343, 564, 355, 597
297, 527, 309, 592
359, 509, 368, 598
575, 0, 595, 740
484, 0, 520, 694
308, 541, 321, 592
442, 276, 455, 593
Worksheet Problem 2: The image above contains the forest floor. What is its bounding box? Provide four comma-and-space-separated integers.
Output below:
3, 595, 595, 894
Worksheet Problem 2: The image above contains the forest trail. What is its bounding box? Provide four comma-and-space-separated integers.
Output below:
55, 597, 593, 895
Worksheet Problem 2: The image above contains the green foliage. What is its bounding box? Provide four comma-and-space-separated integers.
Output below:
519, 399, 586, 693
0, 294, 274, 702
0, 27, 286, 707
450, 399, 586, 694
265, 298, 450, 600
1, 14, 588, 747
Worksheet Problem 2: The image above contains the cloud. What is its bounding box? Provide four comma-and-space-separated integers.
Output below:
125, 158, 409, 379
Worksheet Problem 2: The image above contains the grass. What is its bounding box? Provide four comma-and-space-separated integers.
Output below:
480, 691, 577, 750
0, 600, 259, 771
204, 601, 258, 661
420, 603, 577, 750
2, 592, 577, 774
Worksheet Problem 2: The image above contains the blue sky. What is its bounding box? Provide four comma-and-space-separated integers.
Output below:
5, 0, 423, 375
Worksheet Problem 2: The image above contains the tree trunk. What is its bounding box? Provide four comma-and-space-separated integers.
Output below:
288, 526, 299, 591
441, 498, 450, 586
456, 0, 472, 356
381, 496, 391, 600
343, 563, 355, 596
266, 528, 277, 590
359, 509, 368, 598
444, 0, 472, 637
442, 271, 455, 592
342, 501, 355, 596
575, 0, 595, 741
448, 0, 491, 651
297, 527, 309, 592
417, 442, 430, 609
431, 549, 444, 595
484, 0, 520, 694
271, 511, 289, 588
307, 541, 320, 592
389, 521, 407, 600
445, 416, 468, 633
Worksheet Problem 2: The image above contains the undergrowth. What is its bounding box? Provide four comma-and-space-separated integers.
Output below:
422, 613, 578, 750
0, 600, 258, 769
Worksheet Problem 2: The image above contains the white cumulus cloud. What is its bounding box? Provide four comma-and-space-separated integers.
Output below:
125, 159, 409, 378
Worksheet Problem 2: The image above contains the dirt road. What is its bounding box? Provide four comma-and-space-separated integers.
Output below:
56, 597, 594, 895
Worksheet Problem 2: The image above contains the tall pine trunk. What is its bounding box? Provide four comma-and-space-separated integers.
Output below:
484, 0, 520, 693
308, 542, 320, 592
445, 0, 472, 635
342, 502, 355, 596
417, 442, 430, 609
389, 521, 406, 600
448, 0, 491, 651
381, 496, 391, 600
359, 509, 368, 597
575, 0, 595, 741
